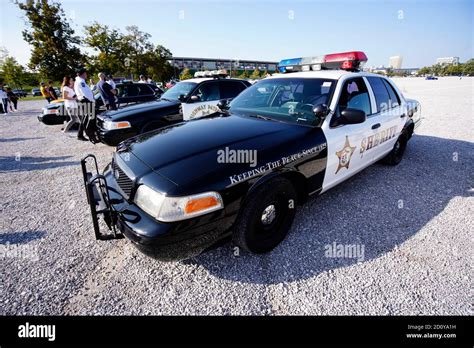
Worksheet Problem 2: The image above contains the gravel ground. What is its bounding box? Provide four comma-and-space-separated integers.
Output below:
0, 76, 472, 315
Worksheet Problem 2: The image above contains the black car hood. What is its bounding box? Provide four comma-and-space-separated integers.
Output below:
122, 114, 317, 190
105, 99, 179, 120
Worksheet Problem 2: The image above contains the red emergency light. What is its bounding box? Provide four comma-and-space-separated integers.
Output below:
323, 51, 368, 71
278, 51, 368, 72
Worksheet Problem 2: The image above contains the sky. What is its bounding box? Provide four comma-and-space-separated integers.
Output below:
0, 0, 472, 68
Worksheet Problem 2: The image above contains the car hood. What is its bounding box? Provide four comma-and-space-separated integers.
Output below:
120, 114, 317, 191
105, 99, 179, 120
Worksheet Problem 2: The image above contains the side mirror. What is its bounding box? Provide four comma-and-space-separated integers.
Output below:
217, 99, 230, 111
178, 94, 187, 102
340, 108, 366, 125
313, 104, 329, 118
189, 95, 200, 103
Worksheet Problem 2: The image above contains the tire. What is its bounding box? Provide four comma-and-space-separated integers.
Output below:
140, 120, 167, 134
233, 177, 297, 254
382, 133, 408, 165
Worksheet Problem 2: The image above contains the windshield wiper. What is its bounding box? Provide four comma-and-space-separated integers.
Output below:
248, 114, 274, 121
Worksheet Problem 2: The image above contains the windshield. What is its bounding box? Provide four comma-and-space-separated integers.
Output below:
160, 81, 197, 100
229, 78, 336, 125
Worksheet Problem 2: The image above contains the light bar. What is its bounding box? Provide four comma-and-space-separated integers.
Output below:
277, 51, 368, 73
194, 69, 228, 78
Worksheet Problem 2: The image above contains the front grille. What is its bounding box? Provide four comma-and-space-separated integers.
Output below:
112, 160, 133, 198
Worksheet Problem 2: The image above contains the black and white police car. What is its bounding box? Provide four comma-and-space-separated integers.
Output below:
81, 51, 421, 261
94, 71, 251, 146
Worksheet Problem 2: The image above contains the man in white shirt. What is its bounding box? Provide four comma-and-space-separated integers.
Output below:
138, 75, 147, 83
74, 68, 95, 141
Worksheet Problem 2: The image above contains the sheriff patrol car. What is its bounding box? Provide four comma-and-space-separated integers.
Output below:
81, 51, 421, 260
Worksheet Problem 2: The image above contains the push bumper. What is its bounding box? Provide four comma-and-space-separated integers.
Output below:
80, 154, 235, 260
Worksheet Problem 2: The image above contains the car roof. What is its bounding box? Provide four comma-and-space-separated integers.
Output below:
180, 77, 249, 84
265, 70, 384, 81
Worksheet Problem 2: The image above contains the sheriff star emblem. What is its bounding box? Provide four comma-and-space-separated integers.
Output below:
335, 136, 356, 173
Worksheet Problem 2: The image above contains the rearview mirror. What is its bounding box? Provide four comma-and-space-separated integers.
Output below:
217, 99, 230, 111
340, 108, 366, 125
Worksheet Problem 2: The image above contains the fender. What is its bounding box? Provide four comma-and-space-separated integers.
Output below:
245, 167, 310, 205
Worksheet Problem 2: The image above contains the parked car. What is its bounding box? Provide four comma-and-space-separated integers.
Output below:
425, 75, 438, 80
37, 82, 162, 125
94, 77, 251, 146
12, 89, 27, 97
31, 88, 42, 96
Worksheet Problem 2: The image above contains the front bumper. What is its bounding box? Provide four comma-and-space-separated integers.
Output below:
97, 127, 137, 146
38, 113, 68, 125
81, 154, 235, 260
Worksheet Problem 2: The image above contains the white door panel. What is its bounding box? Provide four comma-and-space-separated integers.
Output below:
321, 122, 370, 192
182, 100, 220, 120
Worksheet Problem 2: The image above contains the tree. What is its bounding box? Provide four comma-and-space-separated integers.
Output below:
239, 70, 249, 79
179, 68, 192, 80
142, 45, 174, 83
123, 25, 154, 78
0, 56, 27, 87
463, 59, 474, 76
83, 22, 127, 76
250, 68, 261, 80
15, 0, 85, 80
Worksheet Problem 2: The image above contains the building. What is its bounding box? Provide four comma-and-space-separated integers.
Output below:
168, 56, 278, 73
436, 57, 460, 66
389, 56, 403, 69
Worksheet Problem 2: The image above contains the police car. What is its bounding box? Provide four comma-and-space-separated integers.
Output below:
95, 71, 251, 146
81, 51, 421, 260
38, 82, 161, 126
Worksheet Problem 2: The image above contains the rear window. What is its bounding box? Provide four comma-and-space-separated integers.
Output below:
382, 79, 401, 107
366, 76, 391, 113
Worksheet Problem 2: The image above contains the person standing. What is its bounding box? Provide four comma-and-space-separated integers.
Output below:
74, 68, 95, 141
138, 75, 147, 83
47, 80, 58, 101
6, 88, 18, 112
97, 72, 117, 110
0, 83, 8, 114
40, 82, 52, 103
61, 76, 79, 133
107, 75, 116, 90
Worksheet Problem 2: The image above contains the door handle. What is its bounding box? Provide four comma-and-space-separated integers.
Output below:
371, 123, 381, 130
400, 114, 406, 118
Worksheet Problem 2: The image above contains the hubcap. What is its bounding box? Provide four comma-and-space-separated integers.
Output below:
261, 204, 277, 225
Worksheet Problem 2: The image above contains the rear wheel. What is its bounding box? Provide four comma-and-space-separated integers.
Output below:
233, 177, 297, 254
382, 133, 408, 165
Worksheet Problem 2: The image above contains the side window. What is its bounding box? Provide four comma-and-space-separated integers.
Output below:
336, 77, 371, 116
137, 85, 153, 96
366, 77, 390, 113
126, 85, 139, 97
220, 81, 247, 99
382, 79, 401, 108
192, 81, 220, 101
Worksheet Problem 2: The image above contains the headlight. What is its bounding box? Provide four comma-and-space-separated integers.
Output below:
134, 185, 224, 222
103, 120, 131, 130
43, 108, 59, 115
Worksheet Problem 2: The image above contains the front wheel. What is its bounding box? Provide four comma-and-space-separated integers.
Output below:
233, 177, 297, 254
382, 134, 408, 165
